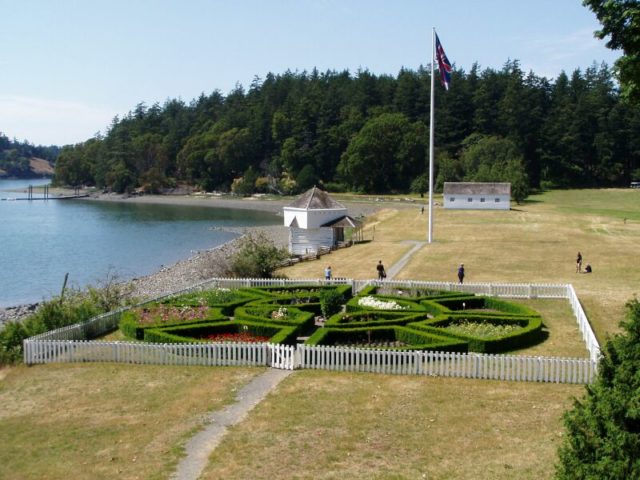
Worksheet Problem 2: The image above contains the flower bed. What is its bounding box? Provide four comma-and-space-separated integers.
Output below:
200, 332, 270, 343
443, 319, 522, 338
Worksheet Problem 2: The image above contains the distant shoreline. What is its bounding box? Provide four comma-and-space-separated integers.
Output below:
79, 191, 390, 217
82, 191, 290, 214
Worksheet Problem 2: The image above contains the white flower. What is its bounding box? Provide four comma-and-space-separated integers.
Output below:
357, 296, 406, 310
271, 306, 288, 319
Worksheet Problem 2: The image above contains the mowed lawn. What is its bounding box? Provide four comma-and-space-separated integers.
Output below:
0, 364, 264, 480
1, 189, 637, 479
202, 371, 582, 480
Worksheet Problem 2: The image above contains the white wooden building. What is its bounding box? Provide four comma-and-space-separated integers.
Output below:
283, 187, 360, 255
443, 182, 511, 210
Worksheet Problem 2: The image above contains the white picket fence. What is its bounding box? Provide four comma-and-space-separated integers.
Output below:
297, 345, 597, 383
22, 278, 601, 383
22, 339, 595, 383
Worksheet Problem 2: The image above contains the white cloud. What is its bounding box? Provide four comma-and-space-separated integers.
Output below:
0, 95, 120, 146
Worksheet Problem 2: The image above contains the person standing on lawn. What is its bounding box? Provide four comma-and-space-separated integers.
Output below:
457, 264, 465, 284
576, 252, 583, 273
376, 260, 386, 280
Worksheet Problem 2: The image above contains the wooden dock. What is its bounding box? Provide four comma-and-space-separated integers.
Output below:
1, 184, 90, 201
1, 194, 90, 201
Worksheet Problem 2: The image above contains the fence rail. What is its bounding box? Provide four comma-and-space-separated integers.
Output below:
23, 278, 601, 384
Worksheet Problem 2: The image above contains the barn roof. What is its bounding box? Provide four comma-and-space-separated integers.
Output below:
286, 186, 346, 210
443, 182, 511, 195
321, 215, 361, 228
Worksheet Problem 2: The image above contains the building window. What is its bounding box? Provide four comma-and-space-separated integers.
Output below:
480, 198, 485, 202
467, 197, 472, 202
495, 198, 500, 202
449, 197, 455, 202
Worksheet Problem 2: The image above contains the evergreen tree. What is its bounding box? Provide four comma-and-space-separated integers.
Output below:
583, 0, 640, 103
556, 298, 640, 479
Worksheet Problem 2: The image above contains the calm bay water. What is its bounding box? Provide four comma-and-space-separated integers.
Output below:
0, 179, 280, 307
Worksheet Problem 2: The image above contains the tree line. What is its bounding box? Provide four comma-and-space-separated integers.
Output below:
0, 134, 60, 178
53, 61, 640, 198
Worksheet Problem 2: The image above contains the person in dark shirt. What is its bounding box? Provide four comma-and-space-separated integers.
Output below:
576, 252, 583, 273
376, 260, 386, 280
457, 264, 465, 284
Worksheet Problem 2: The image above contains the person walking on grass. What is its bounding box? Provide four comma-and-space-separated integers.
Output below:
576, 252, 583, 273
325, 265, 332, 280
376, 260, 386, 280
457, 264, 465, 284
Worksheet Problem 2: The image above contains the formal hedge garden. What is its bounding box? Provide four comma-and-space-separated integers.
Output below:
119, 283, 546, 353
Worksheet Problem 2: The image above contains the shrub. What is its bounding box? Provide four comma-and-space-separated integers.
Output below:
319, 288, 345, 318
229, 232, 289, 278
556, 298, 640, 479
1, 280, 137, 364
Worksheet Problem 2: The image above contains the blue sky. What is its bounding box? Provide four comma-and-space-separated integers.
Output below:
0, 0, 621, 146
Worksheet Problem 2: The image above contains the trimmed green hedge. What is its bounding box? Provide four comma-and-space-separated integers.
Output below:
115, 283, 546, 354
306, 325, 468, 352
360, 284, 469, 301
234, 304, 315, 329
119, 306, 227, 340
346, 295, 425, 312
408, 314, 544, 353
241, 284, 352, 301
144, 320, 298, 345
325, 311, 430, 329
431, 296, 541, 317
247, 297, 323, 315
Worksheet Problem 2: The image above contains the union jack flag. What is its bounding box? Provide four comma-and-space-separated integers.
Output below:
435, 33, 452, 90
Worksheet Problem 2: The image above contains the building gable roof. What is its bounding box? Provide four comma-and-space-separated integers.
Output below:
444, 182, 511, 196
321, 215, 360, 228
286, 186, 346, 210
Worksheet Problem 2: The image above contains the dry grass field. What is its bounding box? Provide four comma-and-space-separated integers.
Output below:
281, 189, 640, 341
0, 364, 263, 480
0, 189, 637, 479
201, 371, 581, 480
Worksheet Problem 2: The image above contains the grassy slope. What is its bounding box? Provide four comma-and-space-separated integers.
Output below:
1, 189, 637, 479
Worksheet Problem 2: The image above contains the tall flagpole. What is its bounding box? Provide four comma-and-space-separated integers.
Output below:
428, 27, 435, 243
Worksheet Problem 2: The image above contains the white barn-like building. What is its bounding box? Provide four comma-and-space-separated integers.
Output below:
443, 182, 511, 210
283, 187, 360, 255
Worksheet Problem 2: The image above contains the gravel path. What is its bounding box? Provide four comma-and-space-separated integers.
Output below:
171, 368, 294, 480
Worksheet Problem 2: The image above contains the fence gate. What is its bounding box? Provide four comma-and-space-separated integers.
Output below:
270, 345, 296, 370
